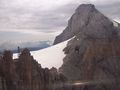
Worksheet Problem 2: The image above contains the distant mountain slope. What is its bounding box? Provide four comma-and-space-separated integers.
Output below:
12, 42, 50, 53
0, 41, 51, 53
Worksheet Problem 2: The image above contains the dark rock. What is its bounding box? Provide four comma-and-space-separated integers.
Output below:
57, 4, 120, 90
0, 49, 67, 90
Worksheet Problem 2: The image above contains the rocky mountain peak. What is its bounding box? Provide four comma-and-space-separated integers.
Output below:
53, 4, 119, 44
75, 4, 95, 13
53, 4, 120, 90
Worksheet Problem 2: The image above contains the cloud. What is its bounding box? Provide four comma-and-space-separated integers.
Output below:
0, 0, 90, 30
0, 0, 70, 30
0, 0, 119, 32
90, 0, 120, 5
92, 1, 120, 22
0, 0, 119, 51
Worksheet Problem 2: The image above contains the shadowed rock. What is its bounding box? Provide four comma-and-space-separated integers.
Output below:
55, 4, 120, 90
0, 49, 67, 90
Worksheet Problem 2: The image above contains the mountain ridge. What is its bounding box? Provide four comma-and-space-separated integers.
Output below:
54, 4, 120, 44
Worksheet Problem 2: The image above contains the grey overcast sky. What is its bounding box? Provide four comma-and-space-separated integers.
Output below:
0, 0, 120, 31
0, 0, 120, 50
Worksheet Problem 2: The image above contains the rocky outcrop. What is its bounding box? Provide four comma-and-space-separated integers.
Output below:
0, 49, 67, 90
55, 4, 120, 90
1, 51, 18, 90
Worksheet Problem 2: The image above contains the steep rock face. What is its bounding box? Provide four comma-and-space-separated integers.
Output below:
16, 49, 67, 90
56, 4, 120, 90
54, 4, 119, 44
0, 49, 67, 90
16, 49, 33, 90
60, 36, 120, 79
2, 51, 18, 90
0, 51, 19, 90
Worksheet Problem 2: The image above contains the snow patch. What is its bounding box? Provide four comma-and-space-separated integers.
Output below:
77, 38, 79, 41
112, 20, 119, 27
13, 38, 74, 69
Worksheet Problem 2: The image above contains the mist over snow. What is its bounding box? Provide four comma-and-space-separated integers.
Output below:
0, 0, 119, 30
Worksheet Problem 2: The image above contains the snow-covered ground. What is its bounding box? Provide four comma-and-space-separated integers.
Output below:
13, 39, 72, 69
113, 21, 119, 27
111, 20, 119, 27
